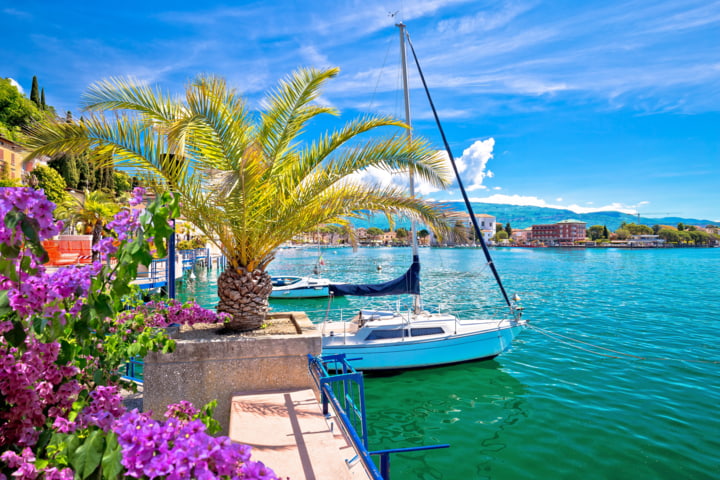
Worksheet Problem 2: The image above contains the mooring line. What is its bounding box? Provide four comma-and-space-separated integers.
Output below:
528, 324, 720, 364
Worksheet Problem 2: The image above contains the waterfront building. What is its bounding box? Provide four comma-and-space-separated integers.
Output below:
511, 227, 532, 244
628, 235, 666, 247
531, 219, 587, 245
454, 212, 496, 243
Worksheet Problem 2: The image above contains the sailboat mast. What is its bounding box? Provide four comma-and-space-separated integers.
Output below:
397, 22, 422, 314
403, 32, 514, 310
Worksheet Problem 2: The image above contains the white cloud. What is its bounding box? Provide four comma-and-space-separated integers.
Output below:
409, 138, 497, 196
299, 45, 331, 68
468, 193, 647, 214
437, 2, 535, 34
2, 8, 31, 19
556, 197, 563, 202
347, 165, 402, 190
455, 138, 495, 191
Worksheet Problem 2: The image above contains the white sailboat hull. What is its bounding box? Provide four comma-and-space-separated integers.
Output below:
321, 313, 526, 370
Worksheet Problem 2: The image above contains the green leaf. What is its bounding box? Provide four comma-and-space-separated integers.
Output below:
0, 242, 21, 260
32, 314, 49, 334
58, 338, 77, 363
4, 209, 22, 229
101, 432, 123, 480
92, 368, 105, 386
93, 293, 114, 319
36, 428, 53, 452
0, 259, 18, 281
70, 430, 105, 479
28, 241, 49, 264
0, 289, 11, 316
20, 215, 41, 243
4, 318, 26, 347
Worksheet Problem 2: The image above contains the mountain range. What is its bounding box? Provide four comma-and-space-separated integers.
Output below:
361, 202, 718, 232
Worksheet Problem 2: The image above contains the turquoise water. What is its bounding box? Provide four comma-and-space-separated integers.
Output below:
178, 246, 720, 479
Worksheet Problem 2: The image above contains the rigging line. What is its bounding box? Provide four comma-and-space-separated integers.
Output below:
530, 327, 635, 359
404, 30, 513, 310
531, 325, 644, 358
529, 325, 720, 364
367, 33, 395, 113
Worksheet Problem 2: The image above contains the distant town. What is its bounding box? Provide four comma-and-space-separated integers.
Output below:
295, 214, 720, 248
2, 130, 717, 249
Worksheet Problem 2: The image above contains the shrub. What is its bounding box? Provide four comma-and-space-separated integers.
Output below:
0, 187, 278, 479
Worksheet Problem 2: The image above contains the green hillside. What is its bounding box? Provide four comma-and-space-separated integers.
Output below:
359, 202, 718, 231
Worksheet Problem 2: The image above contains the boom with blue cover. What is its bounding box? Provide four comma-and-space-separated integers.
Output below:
329, 255, 420, 297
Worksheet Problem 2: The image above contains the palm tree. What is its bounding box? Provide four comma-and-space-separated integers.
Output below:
55, 189, 119, 260
24, 68, 452, 332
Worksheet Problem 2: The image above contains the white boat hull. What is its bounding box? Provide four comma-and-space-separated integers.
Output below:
270, 285, 331, 299
321, 314, 526, 370
270, 276, 339, 299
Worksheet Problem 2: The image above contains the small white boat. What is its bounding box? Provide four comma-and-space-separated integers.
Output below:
322, 310, 526, 371
270, 276, 340, 299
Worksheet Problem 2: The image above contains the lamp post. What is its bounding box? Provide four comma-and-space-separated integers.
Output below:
168, 219, 176, 299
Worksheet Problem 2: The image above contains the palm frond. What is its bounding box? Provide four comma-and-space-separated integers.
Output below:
26, 67, 455, 270
259, 68, 339, 165
81, 77, 184, 124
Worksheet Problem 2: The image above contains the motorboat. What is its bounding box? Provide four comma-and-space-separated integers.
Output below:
270, 275, 340, 299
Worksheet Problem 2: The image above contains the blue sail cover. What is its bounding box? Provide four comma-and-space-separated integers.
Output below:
329, 255, 420, 297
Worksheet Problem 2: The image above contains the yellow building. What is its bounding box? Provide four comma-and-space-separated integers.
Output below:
0, 136, 32, 181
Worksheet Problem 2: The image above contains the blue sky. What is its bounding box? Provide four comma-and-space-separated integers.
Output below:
3, 0, 719, 221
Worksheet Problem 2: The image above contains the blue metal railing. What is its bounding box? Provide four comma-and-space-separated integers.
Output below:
179, 248, 211, 271
308, 354, 449, 480
121, 356, 144, 383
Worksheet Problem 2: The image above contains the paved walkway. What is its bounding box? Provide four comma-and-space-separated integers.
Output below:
228, 389, 371, 480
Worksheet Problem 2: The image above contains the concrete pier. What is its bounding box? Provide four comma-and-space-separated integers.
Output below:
228, 389, 371, 480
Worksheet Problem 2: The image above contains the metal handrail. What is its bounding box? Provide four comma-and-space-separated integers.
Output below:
121, 356, 144, 383
308, 354, 449, 480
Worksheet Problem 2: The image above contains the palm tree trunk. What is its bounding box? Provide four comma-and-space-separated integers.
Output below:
217, 265, 273, 332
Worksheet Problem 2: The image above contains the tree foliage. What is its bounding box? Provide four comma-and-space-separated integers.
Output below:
0, 78, 43, 141
30, 75, 40, 106
24, 68, 451, 270
494, 230, 509, 241
113, 170, 133, 194
689, 230, 710, 245
588, 225, 605, 240
48, 153, 80, 189
657, 228, 678, 243
29, 164, 69, 204
23, 68, 454, 331
614, 228, 630, 240
622, 223, 653, 235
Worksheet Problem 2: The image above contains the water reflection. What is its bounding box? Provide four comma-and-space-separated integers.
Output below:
364, 360, 527, 480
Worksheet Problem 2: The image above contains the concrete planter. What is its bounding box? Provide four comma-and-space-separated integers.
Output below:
143, 312, 320, 434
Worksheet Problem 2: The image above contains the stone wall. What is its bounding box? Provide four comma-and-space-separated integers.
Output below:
143, 312, 320, 434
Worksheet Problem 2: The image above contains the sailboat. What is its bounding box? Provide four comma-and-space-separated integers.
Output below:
319, 23, 527, 370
